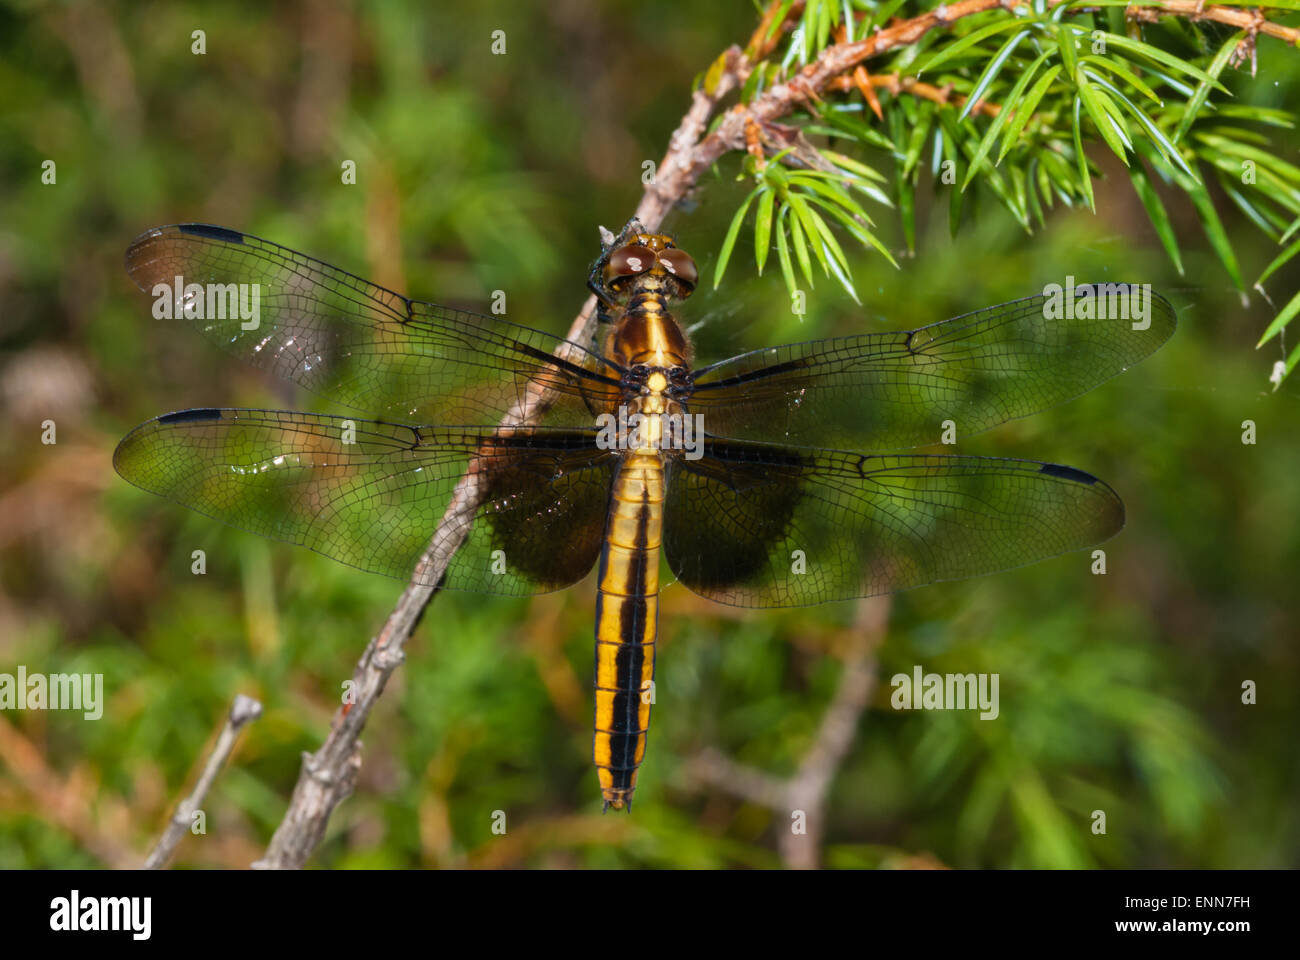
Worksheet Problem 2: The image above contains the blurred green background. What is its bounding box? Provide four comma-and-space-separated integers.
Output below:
1, 0, 1297, 869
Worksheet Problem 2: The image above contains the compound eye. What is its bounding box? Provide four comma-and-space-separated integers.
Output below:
607, 244, 658, 277
657, 247, 698, 287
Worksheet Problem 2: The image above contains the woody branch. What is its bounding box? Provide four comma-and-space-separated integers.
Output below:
682, 598, 888, 869
147, 695, 262, 869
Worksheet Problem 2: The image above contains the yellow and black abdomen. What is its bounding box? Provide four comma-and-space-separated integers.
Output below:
593, 452, 664, 810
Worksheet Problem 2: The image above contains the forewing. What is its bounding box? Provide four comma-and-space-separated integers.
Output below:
688, 287, 1176, 450
663, 439, 1123, 607
114, 409, 616, 595
126, 224, 623, 426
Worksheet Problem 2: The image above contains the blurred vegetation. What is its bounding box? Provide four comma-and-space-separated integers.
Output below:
0, 0, 1297, 869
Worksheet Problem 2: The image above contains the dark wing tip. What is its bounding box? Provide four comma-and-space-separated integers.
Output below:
124, 224, 247, 292
157, 407, 226, 425
1151, 286, 1178, 340
1072, 281, 1178, 342
176, 223, 246, 244
126, 222, 246, 251
1038, 462, 1099, 484
114, 408, 228, 480
1038, 460, 1127, 539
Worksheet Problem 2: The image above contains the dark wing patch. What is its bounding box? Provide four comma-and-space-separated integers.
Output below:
664, 438, 1123, 607
661, 443, 804, 592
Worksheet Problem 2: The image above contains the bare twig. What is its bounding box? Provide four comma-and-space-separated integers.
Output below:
145, 694, 262, 869
683, 597, 889, 869
1126, 2, 1298, 47
634, 44, 750, 228
257, 0, 1297, 868
829, 71, 1006, 118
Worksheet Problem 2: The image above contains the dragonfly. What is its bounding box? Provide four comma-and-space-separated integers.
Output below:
115, 220, 1176, 811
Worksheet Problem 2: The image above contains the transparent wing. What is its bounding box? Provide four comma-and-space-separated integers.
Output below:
688, 286, 1176, 450
126, 224, 623, 426
114, 408, 617, 595
664, 438, 1123, 607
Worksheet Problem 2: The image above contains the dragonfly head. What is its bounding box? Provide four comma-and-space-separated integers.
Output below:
601, 233, 698, 302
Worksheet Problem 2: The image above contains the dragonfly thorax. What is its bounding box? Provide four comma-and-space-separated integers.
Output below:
606, 306, 691, 369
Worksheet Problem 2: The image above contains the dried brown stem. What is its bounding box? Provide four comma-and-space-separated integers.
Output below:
1127, 1, 1298, 45
830, 71, 1005, 118
146, 694, 262, 869
682, 598, 888, 869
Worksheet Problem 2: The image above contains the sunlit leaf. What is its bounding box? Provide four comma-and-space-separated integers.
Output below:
899, 167, 916, 252
788, 193, 832, 277
1181, 167, 1245, 289
913, 19, 1033, 77
1213, 103, 1296, 129
958, 29, 1030, 122
1072, 96, 1095, 211
712, 185, 760, 289
788, 203, 815, 288
1056, 22, 1078, 79
1281, 215, 1300, 246
1195, 132, 1300, 188
811, 110, 896, 151
754, 187, 775, 275
1218, 177, 1287, 239
795, 175, 878, 227
1080, 54, 1162, 107
1257, 287, 1300, 348
822, 149, 890, 183
1257, 233, 1300, 291
1091, 73, 1196, 178
903, 102, 936, 179
1128, 161, 1184, 274
1173, 31, 1243, 145
1285, 336, 1300, 379
1096, 31, 1230, 91
963, 49, 1050, 189
998, 65, 1062, 163
1077, 70, 1129, 163
774, 203, 797, 297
